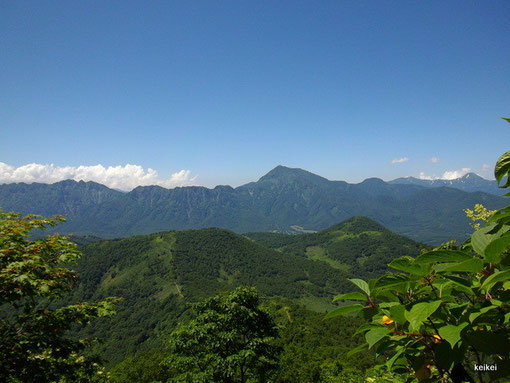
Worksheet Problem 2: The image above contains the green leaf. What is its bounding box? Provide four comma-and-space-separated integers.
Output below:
484, 234, 510, 263
471, 224, 497, 257
375, 273, 414, 289
388, 256, 426, 275
441, 275, 474, 295
438, 323, 468, 347
488, 208, 510, 224
495, 150, 510, 187
333, 292, 367, 301
468, 305, 497, 323
324, 304, 363, 319
480, 269, 510, 292
405, 301, 442, 330
414, 250, 471, 265
365, 327, 392, 349
389, 305, 407, 325
348, 278, 370, 296
346, 342, 368, 358
433, 258, 483, 273
503, 117, 510, 123
386, 349, 404, 370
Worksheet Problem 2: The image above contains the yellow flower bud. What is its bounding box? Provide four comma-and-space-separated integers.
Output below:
381, 315, 394, 325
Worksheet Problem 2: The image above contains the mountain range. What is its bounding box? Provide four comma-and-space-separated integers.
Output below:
389, 172, 503, 195
0, 166, 506, 244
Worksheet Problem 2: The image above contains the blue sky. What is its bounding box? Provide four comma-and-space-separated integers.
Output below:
1, 1, 509, 189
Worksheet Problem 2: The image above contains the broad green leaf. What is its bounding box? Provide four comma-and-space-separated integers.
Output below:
484, 234, 510, 263
441, 275, 475, 295
365, 327, 392, 349
414, 250, 471, 265
333, 292, 367, 301
346, 342, 368, 358
348, 278, 370, 296
388, 256, 426, 275
495, 150, 510, 187
389, 305, 407, 325
375, 273, 414, 289
433, 258, 483, 273
324, 304, 363, 319
405, 301, 442, 330
488, 208, 510, 224
468, 305, 497, 323
438, 323, 468, 347
353, 323, 381, 336
386, 349, 404, 370
471, 224, 497, 257
480, 269, 510, 292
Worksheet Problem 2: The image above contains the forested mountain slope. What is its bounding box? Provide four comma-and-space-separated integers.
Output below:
1, 166, 505, 244
69, 227, 351, 364
68, 218, 423, 364
246, 216, 427, 279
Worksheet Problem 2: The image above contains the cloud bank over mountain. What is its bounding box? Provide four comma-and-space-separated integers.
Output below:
0, 162, 197, 191
419, 167, 472, 180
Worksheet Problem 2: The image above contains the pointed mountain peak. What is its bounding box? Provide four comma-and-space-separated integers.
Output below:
460, 172, 484, 180
258, 165, 329, 184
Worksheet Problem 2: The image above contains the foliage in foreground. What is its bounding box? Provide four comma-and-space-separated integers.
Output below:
0, 211, 119, 383
164, 286, 281, 382
329, 119, 510, 382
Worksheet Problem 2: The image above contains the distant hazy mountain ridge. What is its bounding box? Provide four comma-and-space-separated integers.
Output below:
0, 166, 506, 244
389, 172, 502, 195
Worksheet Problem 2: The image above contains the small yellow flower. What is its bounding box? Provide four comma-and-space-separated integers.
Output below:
433, 334, 442, 344
381, 315, 394, 325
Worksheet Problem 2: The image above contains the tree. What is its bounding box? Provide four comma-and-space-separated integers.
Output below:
0, 210, 119, 383
109, 349, 171, 383
165, 286, 281, 383
328, 118, 510, 382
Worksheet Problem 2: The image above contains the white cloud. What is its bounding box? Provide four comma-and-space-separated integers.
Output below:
418, 167, 472, 181
391, 157, 409, 164
0, 162, 198, 191
430, 157, 440, 163
441, 167, 471, 180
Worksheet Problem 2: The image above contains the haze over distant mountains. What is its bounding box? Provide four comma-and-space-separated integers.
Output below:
0, 166, 506, 244
389, 172, 503, 196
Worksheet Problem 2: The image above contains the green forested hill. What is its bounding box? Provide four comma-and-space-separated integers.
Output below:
246, 216, 427, 279
70, 227, 353, 364
1, 166, 506, 244
65, 217, 424, 365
